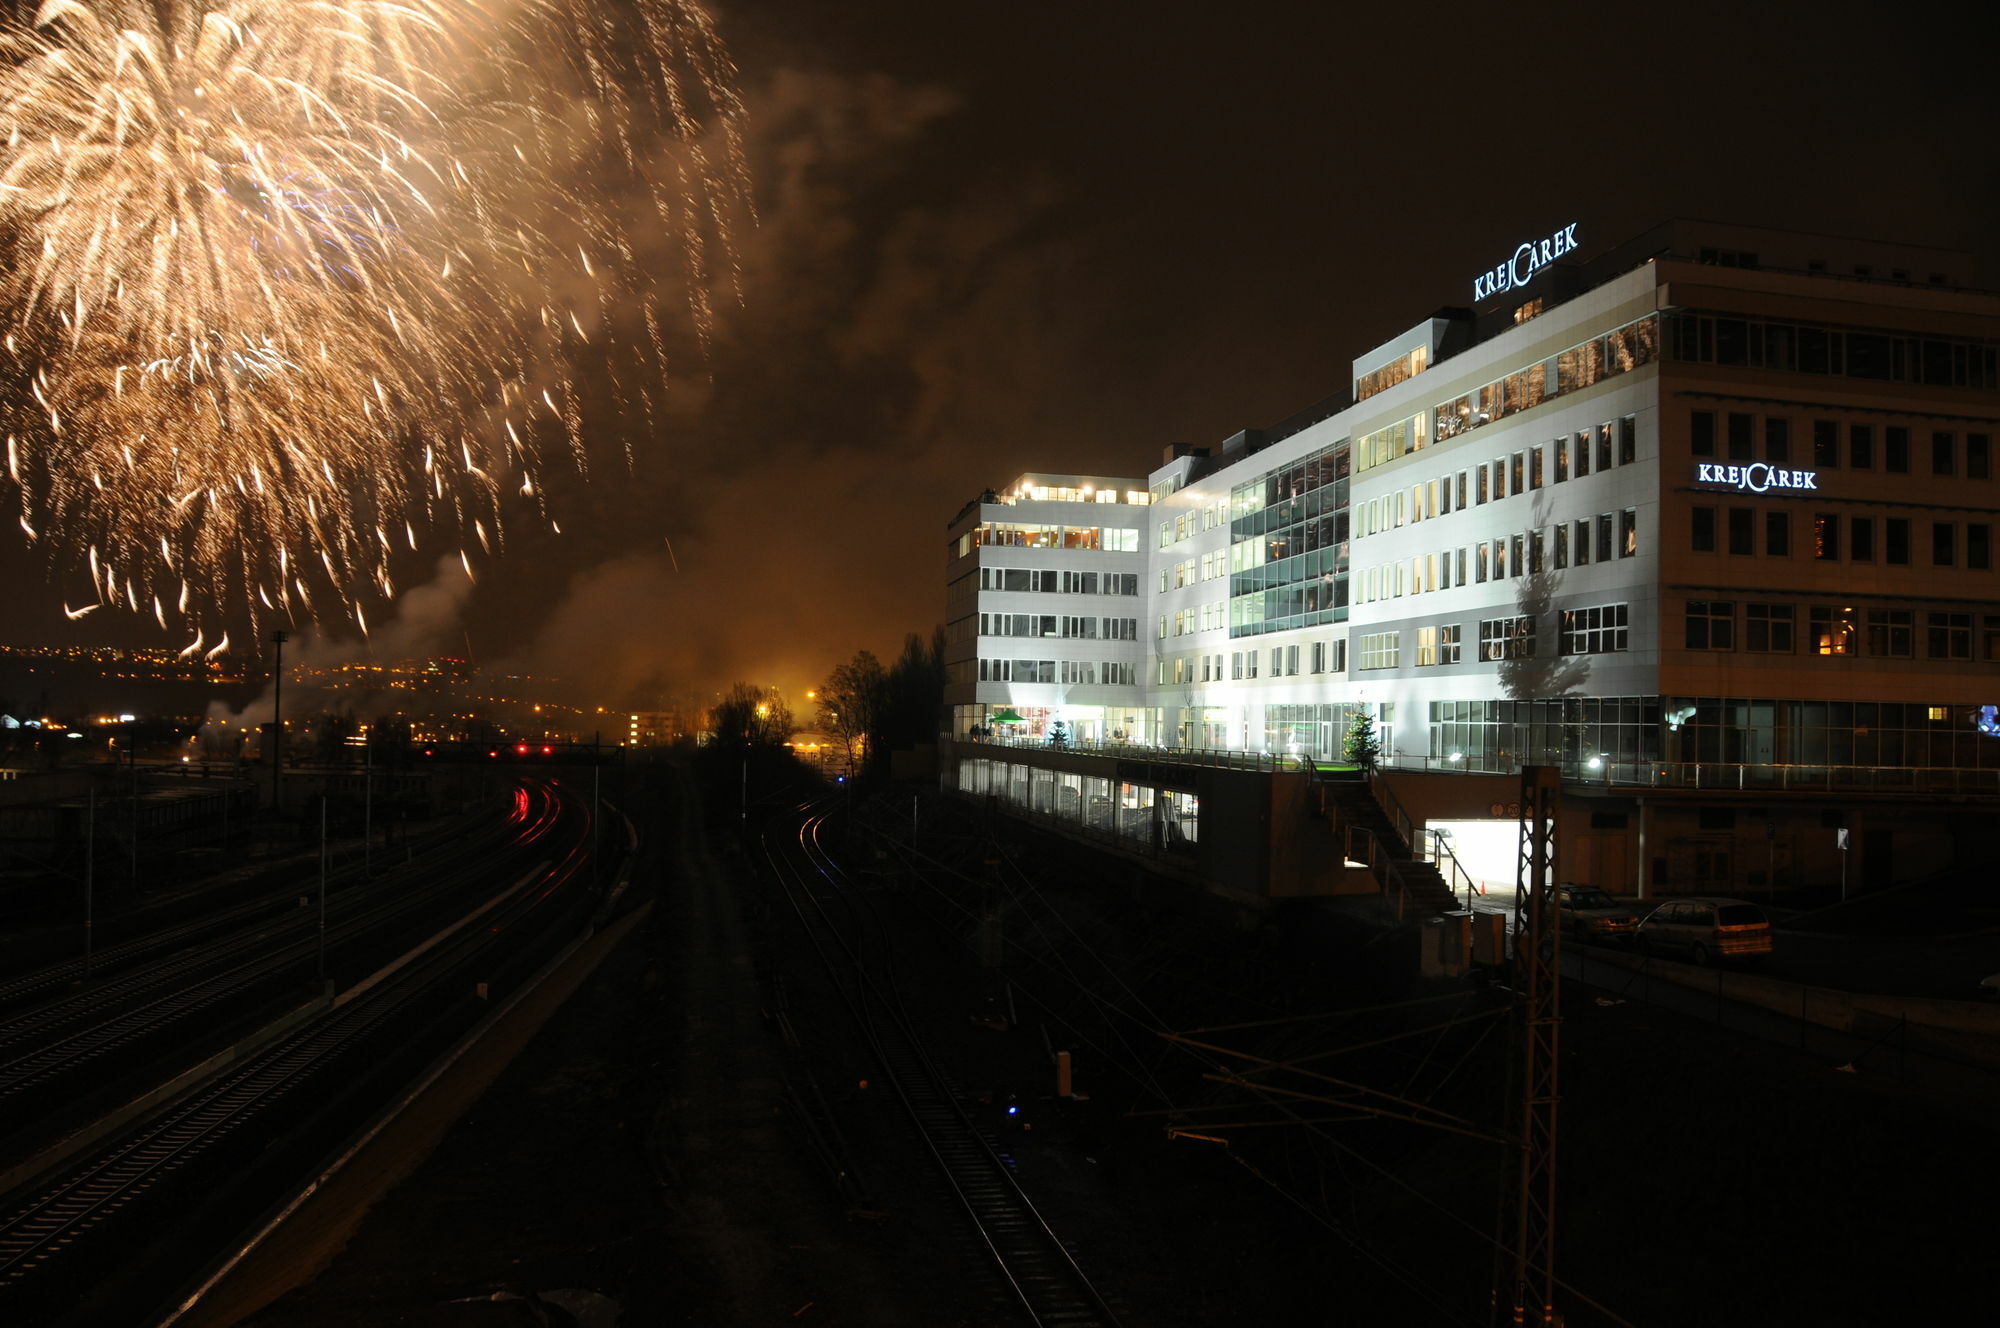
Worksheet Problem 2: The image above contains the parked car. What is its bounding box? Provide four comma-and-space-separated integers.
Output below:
1634, 896, 1772, 965
1556, 884, 1642, 944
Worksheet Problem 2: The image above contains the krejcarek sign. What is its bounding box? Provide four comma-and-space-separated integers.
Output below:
1694, 463, 1819, 493
1472, 223, 1578, 302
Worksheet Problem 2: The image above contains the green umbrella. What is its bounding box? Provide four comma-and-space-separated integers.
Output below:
992, 708, 1025, 724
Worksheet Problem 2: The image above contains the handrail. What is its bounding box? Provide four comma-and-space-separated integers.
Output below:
1344, 822, 1415, 921
1424, 829, 1479, 911
1365, 768, 1417, 853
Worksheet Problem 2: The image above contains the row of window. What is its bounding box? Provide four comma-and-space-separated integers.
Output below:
967, 523, 1141, 552
1670, 310, 2000, 389
1164, 552, 1235, 589
1358, 417, 1639, 537
1162, 602, 1227, 637
1420, 315, 1660, 455
1692, 507, 1994, 569
1358, 604, 1631, 671
1683, 602, 2000, 661
978, 567, 1142, 595
1691, 410, 1993, 479
977, 658, 1139, 685
1161, 500, 1229, 546
979, 613, 1141, 641
1359, 510, 1641, 603
1157, 639, 1353, 685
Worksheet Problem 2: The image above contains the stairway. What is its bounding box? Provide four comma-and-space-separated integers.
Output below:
1315, 773, 1464, 916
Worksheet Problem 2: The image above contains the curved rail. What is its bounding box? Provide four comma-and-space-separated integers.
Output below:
763, 800, 1121, 1328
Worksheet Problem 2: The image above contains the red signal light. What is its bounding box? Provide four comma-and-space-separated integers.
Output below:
541, 745, 553, 755
515, 743, 528, 755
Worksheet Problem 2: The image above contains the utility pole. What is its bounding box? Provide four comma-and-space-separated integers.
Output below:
363, 728, 373, 878
317, 796, 328, 982
1497, 765, 1561, 1327
128, 743, 139, 888
83, 785, 95, 982
270, 628, 289, 818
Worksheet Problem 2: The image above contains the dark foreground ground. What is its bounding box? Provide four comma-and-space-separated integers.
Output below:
188, 771, 1995, 1328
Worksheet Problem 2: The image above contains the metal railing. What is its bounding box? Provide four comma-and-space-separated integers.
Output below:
1365, 768, 1417, 851
1377, 752, 2000, 795
954, 733, 1311, 774
1423, 829, 1480, 912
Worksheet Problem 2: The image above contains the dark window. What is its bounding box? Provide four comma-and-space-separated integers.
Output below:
1847, 333, 1890, 378
1597, 513, 1614, 563
1971, 524, 1991, 571
1765, 510, 1790, 557
1812, 420, 1839, 467
1932, 431, 1955, 476
1814, 513, 1841, 561
1745, 603, 1794, 653
1691, 506, 1717, 552
1885, 518, 1910, 565
1968, 434, 1990, 480
1932, 522, 1955, 567
1867, 609, 1913, 657
1885, 426, 1909, 473
1573, 431, 1591, 478
1728, 507, 1754, 555
1690, 411, 1716, 457
1573, 519, 1592, 565
1620, 415, 1637, 465
1727, 413, 1754, 461
1685, 600, 1735, 650
1799, 326, 1830, 373
1850, 517, 1875, 562
1850, 424, 1873, 469
1765, 417, 1790, 464
1715, 319, 1749, 365
1929, 612, 1971, 660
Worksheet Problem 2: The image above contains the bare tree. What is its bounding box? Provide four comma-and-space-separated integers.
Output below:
1497, 495, 1592, 767
818, 651, 884, 772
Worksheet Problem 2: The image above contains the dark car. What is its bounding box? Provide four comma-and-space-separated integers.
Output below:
1556, 884, 1642, 943
1635, 896, 1772, 965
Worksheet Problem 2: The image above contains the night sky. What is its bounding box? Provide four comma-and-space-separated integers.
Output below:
4, 0, 1997, 712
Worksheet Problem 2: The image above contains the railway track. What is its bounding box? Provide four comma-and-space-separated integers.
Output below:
763, 800, 1122, 1328
0, 780, 611, 1327
0, 784, 567, 1156
0, 801, 514, 1017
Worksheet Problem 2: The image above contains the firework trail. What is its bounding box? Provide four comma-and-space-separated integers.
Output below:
0, 0, 748, 649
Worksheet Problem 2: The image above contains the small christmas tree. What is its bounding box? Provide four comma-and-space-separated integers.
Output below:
1342, 708, 1380, 769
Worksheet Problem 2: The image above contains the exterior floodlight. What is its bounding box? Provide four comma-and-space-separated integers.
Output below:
1587, 755, 1604, 770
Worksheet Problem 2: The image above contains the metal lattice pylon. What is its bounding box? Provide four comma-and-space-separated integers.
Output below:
1497, 765, 1561, 1327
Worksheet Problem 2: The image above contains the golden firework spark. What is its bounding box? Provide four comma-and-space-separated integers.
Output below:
0, 0, 748, 648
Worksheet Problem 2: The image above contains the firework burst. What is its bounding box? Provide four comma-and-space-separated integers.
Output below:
0, 0, 748, 648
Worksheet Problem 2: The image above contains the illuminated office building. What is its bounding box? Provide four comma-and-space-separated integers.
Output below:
945, 222, 1999, 890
